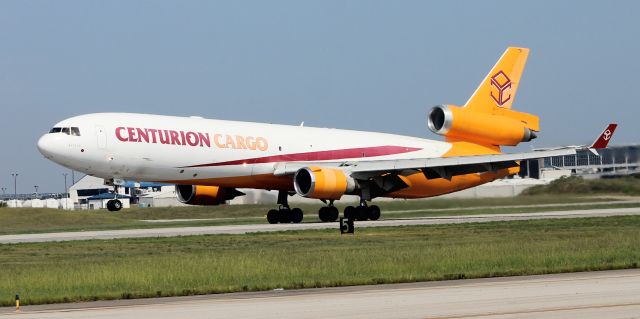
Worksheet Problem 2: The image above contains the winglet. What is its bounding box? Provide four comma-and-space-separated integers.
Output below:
588, 123, 617, 155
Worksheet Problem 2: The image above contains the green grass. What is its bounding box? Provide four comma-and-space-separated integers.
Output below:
386, 202, 640, 219
523, 176, 640, 196
0, 194, 635, 235
1, 216, 639, 306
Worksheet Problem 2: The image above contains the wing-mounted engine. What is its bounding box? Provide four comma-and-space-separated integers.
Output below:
176, 185, 245, 205
427, 104, 538, 146
293, 166, 356, 200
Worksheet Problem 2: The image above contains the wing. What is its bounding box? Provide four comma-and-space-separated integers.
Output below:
274, 123, 618, 179
274, 148, 577, 181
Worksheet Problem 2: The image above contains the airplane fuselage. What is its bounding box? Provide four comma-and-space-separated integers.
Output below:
37, 112, 509, 199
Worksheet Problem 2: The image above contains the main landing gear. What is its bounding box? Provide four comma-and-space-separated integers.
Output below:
343, 200, 380, 221
266, 192, 382, 224
267, 191, 304, 224
318, 201, 339, 222
319, 199, 381, 223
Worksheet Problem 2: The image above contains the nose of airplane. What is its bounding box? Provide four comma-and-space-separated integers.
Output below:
37, 134, 59, 159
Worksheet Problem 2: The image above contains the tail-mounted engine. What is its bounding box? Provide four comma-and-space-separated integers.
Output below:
176, 185, 245, 205
293, 166, 356, 200
427, 104, 538, 146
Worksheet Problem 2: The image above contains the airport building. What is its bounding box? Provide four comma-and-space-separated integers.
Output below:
520, 144, 640, 179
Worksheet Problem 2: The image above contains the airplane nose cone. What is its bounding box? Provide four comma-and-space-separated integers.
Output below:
37, 134, 56, 158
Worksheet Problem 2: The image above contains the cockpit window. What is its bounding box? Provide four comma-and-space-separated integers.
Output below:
49, 127, 81, 136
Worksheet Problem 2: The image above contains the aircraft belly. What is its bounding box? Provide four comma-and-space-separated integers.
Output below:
387, 167, 518, 199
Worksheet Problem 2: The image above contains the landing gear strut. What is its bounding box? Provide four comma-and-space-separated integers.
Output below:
318, 200, 339, 222
343, 199, 380, 221
267, 191, 304, 224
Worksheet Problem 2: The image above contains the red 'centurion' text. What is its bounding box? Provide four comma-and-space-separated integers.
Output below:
116, 127, 211, 147
114, 127, 269, 151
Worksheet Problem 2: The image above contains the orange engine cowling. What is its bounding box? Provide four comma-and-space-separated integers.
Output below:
175, 185, 245, 205
294, 167, 356, 200
427, 104, 537, 146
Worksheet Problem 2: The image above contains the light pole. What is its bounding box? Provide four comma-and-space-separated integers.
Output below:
34, 185, 39, 197
63, 173, 68, 198
11, 173, 18, 200
1, 187, 6, 196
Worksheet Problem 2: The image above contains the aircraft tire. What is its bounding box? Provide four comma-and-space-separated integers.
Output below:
106, 200, 115, 211
318, 207, 329, 222
112, 199, 123, 211
328, 206, 339, 222
344, 206, 356, 220
368, 205, 381, 221
355, 206, 368, 221
267, 209, 279, 224
278, 209, 293, 223
291, 208, 303, 223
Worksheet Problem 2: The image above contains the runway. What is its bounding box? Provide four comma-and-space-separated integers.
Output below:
1, 207, 639, 244
2, 269, 639, 318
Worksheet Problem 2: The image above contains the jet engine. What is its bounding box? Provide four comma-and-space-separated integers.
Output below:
176, 185, 245, 205
427, 104, 537, 146
293, 166, 356, 200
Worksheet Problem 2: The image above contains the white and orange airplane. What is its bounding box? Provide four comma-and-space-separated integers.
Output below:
37, 47, 616, 223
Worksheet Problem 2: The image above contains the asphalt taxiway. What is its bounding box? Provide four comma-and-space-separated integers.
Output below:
2, 269, 638, 318
1, 206, 639, 244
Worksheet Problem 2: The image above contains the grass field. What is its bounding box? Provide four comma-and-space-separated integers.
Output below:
0, 194, 636, 235
1, 215, 639, 306
523, 176, 640, 196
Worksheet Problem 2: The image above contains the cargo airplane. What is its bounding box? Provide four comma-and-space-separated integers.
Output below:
37, 47, 616, 223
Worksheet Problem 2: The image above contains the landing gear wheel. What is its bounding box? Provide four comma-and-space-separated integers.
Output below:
344, 206, 356, 220
319, 206, 329, 222
355, 206, 368, 221
267, 209, 280, 224
319, 206, 340, 222
278, 208, 292, 223
106, 199, 122, 212
328, 206, 339, 222
368, 205, 381, 221
291, 208, 303, 223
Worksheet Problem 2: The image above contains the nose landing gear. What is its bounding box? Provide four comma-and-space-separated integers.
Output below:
105, 181, 123, 212
106, 199, 123, 212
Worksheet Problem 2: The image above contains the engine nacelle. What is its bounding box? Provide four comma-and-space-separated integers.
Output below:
294, 167, 356, 200
175, 185, 244, 206
427, 104, 537, 146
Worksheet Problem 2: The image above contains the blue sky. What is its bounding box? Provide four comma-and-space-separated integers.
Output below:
1, 0, 639, 193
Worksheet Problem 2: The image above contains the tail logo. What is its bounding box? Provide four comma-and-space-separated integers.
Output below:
604, 129, 612, 140
490, 70, 512, 107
